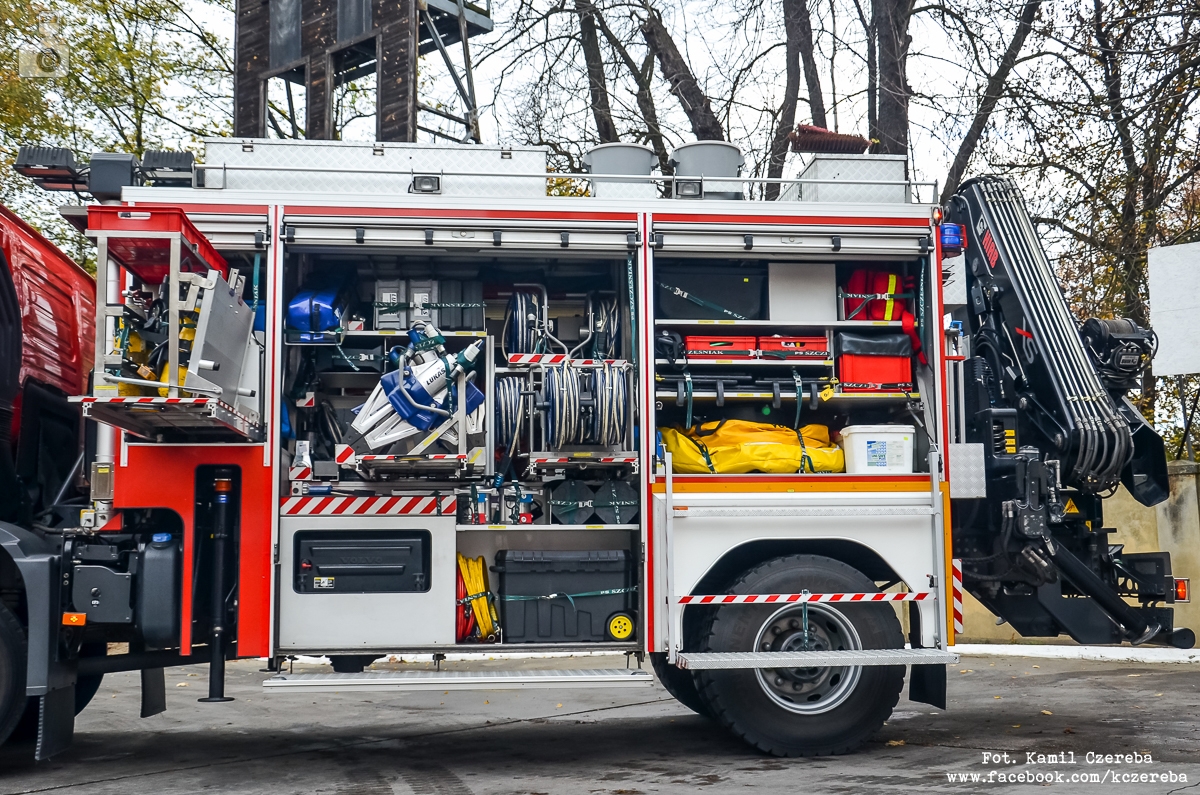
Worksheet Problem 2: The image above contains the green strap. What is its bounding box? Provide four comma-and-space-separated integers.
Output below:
794, 428, 815, 473
657, 282, 746, 320
684, 372, 693, 428
678, 431, 715, 473
502, 586, 638, 611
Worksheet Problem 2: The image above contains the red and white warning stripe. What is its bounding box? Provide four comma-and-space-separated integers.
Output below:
531, 455, 639, 464
288, 466, 312, 481
335, 445, 356, 465
952, 558, 964, 635
76, 397, 212, 405
677, 592, 935, 605
296, 392, 316, 408
358, 454, 467, 461
506, 354, 623, 366
280, 495, 457, 516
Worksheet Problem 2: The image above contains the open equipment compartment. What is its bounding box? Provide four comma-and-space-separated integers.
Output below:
276, 228, 645, 653
651, 251, 937, 477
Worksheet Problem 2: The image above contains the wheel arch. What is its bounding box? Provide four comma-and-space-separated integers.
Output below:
0, 521, 64, 696
681, 539, 905, 654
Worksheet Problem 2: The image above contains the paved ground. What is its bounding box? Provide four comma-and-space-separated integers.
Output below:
3, 653, 1200, 794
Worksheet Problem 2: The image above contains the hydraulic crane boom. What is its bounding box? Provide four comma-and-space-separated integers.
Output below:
947, 176, 1187, 648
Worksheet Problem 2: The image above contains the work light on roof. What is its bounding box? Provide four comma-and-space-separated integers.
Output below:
410, 175, 442, 194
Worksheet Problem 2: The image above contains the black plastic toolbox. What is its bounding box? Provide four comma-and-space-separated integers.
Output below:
493, 550, 634, 643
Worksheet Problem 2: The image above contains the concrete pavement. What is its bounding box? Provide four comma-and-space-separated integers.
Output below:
2, 653, 1199, 794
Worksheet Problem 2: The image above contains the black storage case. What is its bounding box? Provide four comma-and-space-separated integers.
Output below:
293, 530, 431, 593
655, 264, 767, 320
493, 550, 634, 643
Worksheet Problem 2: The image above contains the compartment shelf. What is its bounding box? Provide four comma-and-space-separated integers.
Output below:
654, 358, 833, 367
528, 451, 639, 469
457, 524, 639, 531
73, 396, 264, 442
654, 319, 902, 328
655, 390, 918, 402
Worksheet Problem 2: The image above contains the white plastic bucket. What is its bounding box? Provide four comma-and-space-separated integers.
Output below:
837, 425, 914, 474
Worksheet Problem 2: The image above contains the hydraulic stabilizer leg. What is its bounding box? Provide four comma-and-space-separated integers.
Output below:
1044, 538, 1160, 646
200, 468, 235, 703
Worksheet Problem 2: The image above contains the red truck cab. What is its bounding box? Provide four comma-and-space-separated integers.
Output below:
0, 204, 95, 526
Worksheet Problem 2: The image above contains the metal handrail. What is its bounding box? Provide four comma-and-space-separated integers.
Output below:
192, 162, 938, 202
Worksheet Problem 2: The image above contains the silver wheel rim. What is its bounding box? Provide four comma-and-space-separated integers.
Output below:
753, 603, 863, 715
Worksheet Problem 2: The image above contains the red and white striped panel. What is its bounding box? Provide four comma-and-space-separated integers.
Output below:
532, 455, 638, 464
280, 495, 457, 516
677, 592, 935, 605
335, 445, 356, 465
506, 355, 622, 366
296, 392, 316, 408
77, 397, 212, 405
507, 354, 567, 365
952, 558, 964, 635
358, 454, 467, 461
288, 466, 313, 481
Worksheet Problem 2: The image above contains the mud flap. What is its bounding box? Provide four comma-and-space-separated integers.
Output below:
141, 668, 166, 718
35, 684, 74, 761
908, 665, 947, 710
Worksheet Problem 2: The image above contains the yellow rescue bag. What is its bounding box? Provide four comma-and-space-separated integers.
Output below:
660, 420, 845, 474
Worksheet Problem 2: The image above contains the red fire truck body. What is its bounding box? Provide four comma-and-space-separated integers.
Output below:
1, 138, 1182, 760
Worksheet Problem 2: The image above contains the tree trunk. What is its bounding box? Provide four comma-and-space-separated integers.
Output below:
765, 0, 805, 200
640, 6, 724, 140
872, 0, 911, 156
851, 0, 877, 144
794, 0, 827, 130
575, 0, 619, 143
940, 0, 1041, 204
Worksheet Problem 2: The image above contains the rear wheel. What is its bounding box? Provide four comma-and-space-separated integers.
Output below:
695, 554, 904, 756
0, 601, 28, 746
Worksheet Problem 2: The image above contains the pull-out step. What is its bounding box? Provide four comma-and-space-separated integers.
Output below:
263, 668, 653, 692
676, 648, 959, 670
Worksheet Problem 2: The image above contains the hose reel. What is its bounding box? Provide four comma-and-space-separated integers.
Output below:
540, 362, 629, 449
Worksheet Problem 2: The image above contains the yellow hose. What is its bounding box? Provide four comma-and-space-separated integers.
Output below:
457, 553, 498, 640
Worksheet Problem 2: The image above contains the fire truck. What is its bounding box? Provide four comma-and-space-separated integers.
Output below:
1, 137, 1186, 760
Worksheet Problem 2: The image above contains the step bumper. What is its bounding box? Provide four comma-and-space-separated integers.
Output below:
263, 668, 654, 692
676, 648, 960, 670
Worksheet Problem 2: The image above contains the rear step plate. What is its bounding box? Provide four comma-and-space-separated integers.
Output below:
676, 649, 959, 670
263, 668, 654, 692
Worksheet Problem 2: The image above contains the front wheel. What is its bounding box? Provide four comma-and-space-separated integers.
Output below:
694, 554, 904, 756
0, 601, 28, 746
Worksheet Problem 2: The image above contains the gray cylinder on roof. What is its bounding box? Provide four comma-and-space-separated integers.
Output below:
669, 141, 745, 200
583, 142, 657, 199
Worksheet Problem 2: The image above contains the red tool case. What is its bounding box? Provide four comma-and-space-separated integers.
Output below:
684, 335, 758, 359
757, 335, 830, 360
835, 332, 913, 391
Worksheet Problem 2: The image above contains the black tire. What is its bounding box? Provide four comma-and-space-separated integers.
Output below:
0, 601, 28, 747
694, 554, 904, 757
649, 652, 714, 719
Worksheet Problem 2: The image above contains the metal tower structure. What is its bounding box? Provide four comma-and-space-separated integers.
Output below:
234, 0, 491, 142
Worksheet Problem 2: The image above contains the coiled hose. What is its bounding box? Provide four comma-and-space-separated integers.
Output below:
456, 553, 498, 641
592, 295, 621, 359
495, 376, 525, 453
589, 363, 628, 446
543, 364, 583, 448
543, 363, 628, 449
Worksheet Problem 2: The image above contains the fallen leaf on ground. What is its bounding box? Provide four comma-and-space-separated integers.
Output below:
1012, 725, 1021, 728
1032, 665, 1040, 669
1041, 710, 1053, 715
1064, 728, 1075, 734
1127, 674, 1141, 677
175, 682, 188, 687
994, 695, 1001, 699
886, 740, 905, 747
